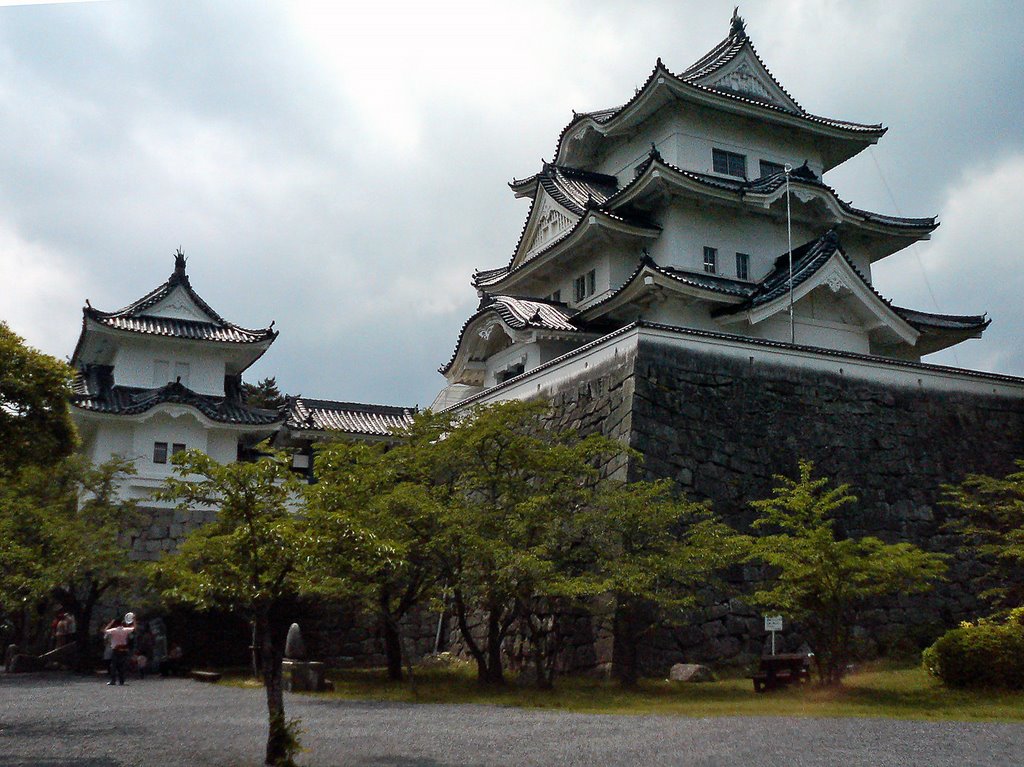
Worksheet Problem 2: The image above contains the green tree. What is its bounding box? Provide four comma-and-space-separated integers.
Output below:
243, 377, 287, 410
746, 460, 947, 685
0, 321, 76, 472
0, 456, 141, 665
587, 479, 746, 686
942, 460, 1024, 609
306, 437, 444, 682
152, 450, 316, 767
419, 401, 631, 686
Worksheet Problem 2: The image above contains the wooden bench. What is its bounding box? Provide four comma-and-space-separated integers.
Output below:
752, 653, 811, 692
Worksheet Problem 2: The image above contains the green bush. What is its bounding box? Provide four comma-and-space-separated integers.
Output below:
923, 608, 1024, 689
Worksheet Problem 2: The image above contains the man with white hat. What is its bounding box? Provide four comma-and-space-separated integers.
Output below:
103, 613, 136, 686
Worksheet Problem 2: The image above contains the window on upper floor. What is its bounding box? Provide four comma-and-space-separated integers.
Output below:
712, 148, 746, 178
547, 289, 562, 303
703, 247, 718, 274
172, 443, 186, 457
153, 442, 168, 464
759, 160, 785, 178
736, 252, 750, 281
574, 269, 596, 303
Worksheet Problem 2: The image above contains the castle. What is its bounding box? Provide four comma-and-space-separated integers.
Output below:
70, 12, 1024, 667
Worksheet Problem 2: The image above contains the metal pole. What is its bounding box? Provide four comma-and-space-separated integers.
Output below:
785, 164, 794, 344
771, 630, 776, 656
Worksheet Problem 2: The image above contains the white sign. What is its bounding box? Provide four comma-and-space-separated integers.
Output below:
764, 615, 783, 632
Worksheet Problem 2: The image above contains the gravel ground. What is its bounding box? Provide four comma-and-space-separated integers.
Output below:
1, 672, 1022, 767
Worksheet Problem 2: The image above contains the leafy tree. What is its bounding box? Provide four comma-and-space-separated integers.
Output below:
306, 437, 444, 682
0, 321, 76, 472
0, 456, 141, 666
942, 460, 1024, 609
746, 460, 947, 686
152, 450, 316, 767
586, 479, 746, 686
418, 401, 629, 686
243, 377, 287, 410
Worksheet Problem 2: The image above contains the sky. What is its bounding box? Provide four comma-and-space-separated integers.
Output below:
1, 0, 1022, 407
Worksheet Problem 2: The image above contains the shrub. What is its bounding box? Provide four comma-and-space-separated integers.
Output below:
922, 608, 1024, 688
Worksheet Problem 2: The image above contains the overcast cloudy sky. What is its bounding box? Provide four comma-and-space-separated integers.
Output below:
1, 0, 1022, 407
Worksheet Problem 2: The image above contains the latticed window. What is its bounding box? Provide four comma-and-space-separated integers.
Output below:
153, 442, 168, 464
759, 160, 785, 178
736, 252, 750, 280
703, 247, 718, 274
574, 269, 596, 303
712, 148, 746, 178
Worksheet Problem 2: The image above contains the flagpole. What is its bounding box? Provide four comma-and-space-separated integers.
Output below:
785, 164, 794, 344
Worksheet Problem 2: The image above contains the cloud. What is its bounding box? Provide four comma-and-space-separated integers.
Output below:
874, 153, 1024, 373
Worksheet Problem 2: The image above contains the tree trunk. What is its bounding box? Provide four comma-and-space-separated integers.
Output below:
381, 614, 404, 682
482, 607, 505, 686
612, 596, 639, 687
258, 610, 291, 767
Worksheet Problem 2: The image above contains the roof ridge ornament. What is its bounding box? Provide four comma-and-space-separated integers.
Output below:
730, 7, 747, 39
169, 247, 189, 286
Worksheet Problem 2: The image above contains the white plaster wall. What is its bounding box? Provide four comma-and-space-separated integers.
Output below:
594, 105, 826, 185
648, 201, 816, 282
484, 341, 538, 388
112, 337, 227, 396
87, 421, 133, 465
756, 312, 871, 354
130, 411, 210, 481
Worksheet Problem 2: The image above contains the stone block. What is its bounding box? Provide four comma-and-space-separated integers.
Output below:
669, 663, 715, 682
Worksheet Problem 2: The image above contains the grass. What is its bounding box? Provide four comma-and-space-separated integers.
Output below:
225, 660, 1024, 722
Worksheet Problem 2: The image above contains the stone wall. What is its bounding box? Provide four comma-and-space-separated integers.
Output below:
622, 338, 1024, 673
129, 506, 220, 561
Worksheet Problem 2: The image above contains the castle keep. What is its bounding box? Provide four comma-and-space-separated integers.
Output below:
432, 13, 1024, 666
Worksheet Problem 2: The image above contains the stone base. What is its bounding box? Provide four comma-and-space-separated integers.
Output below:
282, 659, 327, 692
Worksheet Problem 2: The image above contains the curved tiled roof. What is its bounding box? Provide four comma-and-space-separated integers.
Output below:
892, 307, 990, 333
439, 295, 584, 375
286, 398, 416, 437
72, 380, 285, 426
550, 16, 885, 168
82, 252, 277, 345
509, 163, 619, 215
612, 150, 937, 231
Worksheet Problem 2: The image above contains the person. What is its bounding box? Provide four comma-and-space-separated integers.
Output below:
103, 614, 136, 686
56, 612, 76, 647
50, 610, 64, 651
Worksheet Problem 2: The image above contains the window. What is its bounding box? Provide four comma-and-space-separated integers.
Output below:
759, 160, 785, 178
174, 362, 190, 388
153, 442, 168, 464
153, 360, 169, 387
172, 443, 186, 457
736, 252, 750, 280
703, 247, 718, 274
573, 269, 596, 303
712, 148, 746, 178
547, 289, 562, 303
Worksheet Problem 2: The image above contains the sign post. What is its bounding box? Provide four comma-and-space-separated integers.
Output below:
764, 615, 783, 655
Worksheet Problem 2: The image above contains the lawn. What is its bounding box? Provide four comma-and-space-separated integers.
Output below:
231, 661, 1024, 722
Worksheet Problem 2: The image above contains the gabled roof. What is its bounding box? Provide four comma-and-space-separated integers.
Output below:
576, 253, 752, 323
474, 205, 660, 290
72, 376, 285, 427
77, 251, 277, 351
439, 295, 585, 375
509, 163, 619, 213
552, 13, 885, 170
285, 397, 416, 437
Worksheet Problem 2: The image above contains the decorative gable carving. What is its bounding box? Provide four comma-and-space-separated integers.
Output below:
146, 287, 214, 322
697, 50, 800, 112
517, 195, 577, 265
